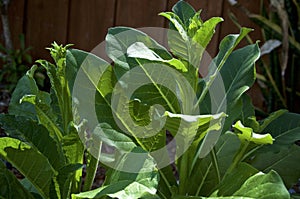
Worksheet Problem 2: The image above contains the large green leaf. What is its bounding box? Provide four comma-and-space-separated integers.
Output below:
173, 196, 253, 199
0, 114, 65, 170
67, 48, 175, 163
249, 112, 300, 187
66, 49, 117, 130
0, 162, 36, 199
200, 42, 260, 131
216, 163, 258, 197
183, 171, 289, 199
0, 137, 57, 199
127, 41, 187, 72
233, 170, 289, 199
106, 26, 173, 78
20, 92, 63, 140
187, 133, 241, 196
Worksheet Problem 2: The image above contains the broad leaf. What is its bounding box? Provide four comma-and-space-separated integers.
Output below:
127, 42, 187, 72
233, 170, 289, 199
0, 162, 36, 199
187, 133, 241, 196
200, 42, 260, 131
106, 26, 172, 78
20, 93, 63, 140
0, 114, 65, 170
66, 49, 117, 131
249, 112, 300, 187
216, 163, 258, 196
0, 137, 57, 198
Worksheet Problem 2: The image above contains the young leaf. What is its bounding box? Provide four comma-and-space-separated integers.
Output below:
38, 43, 73, 133
191, 17, 223, 53
232, 121, 274, 145
172, 0, 196, 28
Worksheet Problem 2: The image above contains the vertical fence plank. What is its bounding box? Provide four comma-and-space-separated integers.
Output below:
25, 0, 69, 60
220, 0, 262, 46
67, 0, 116, 52
6, 0, 25, 49
115, 0, 167, 27
115, 0, 168, 46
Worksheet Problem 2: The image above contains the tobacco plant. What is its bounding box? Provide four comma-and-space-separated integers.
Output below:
0, 1, 299, 199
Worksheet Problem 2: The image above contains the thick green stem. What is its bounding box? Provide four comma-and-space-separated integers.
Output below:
178, 152, 189, 195
83, 153, 99, 191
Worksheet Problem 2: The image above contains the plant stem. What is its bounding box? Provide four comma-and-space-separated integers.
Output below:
210, 148, 220, 184
83, 152, 99, 191
178, 152, 189, 195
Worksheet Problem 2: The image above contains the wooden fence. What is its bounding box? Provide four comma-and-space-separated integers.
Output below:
3, 0, 262, 60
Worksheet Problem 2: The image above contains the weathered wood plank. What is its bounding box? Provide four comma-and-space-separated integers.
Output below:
220, 0, 263, 47
67, 0, 116, 52
0, 0, 25, 49
25, 0, 69, 60
115, 0, 167, 27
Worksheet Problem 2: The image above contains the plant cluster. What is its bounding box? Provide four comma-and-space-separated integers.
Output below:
0, 1, 299, 199
229, 0, 300, 113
